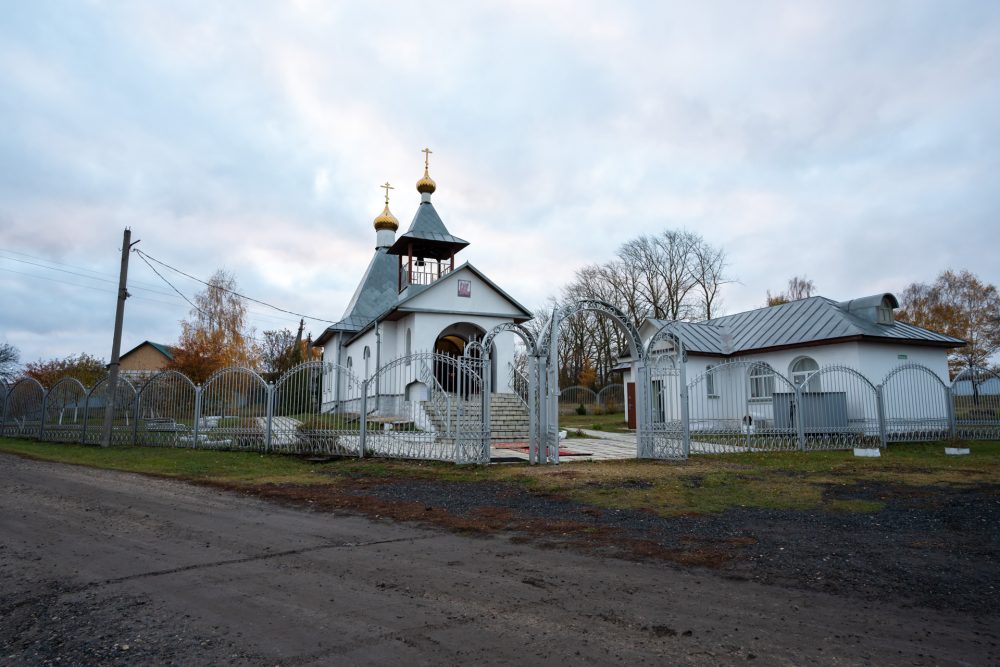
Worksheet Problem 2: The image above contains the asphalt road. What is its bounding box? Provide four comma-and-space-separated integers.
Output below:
1, 454, 996, 666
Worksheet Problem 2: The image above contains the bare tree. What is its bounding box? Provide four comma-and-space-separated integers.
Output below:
767, 275, 816, 306
618, 236, 667, 319
652, 230, 700, 320
0, 342, 21, 383
690, 238, 730, 320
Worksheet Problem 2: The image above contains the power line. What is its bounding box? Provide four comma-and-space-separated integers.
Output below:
134, 251, 206, 317
133, 249, 338, 324
0, 266, 291, 346
0, 254, 179, 298
0, 247, 167, 291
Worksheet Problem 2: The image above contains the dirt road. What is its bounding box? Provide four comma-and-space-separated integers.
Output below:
1, 454, 995, 665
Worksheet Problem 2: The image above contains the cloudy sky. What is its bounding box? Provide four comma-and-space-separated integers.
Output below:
2, 1, 998, 364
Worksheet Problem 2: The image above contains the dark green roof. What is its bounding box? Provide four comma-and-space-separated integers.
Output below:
122, 341, 175, 360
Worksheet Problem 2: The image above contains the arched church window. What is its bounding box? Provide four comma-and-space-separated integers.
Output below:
363, 346, 371, 379
790, 356, 820, 391
405, 328, 412, 365
748, 363, 775, 401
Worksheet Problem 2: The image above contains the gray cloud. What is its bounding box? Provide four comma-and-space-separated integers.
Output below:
1, 0, 998, 362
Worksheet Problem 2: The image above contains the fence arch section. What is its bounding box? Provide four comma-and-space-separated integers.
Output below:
272, 361, 364, 456
951, 366, 1000, 440
135, 370, 198, 447
799, 365, 882, 450
198, 367, 269, 451
596, 384, 624, 413
2, 377, 46, 438
880, 364, 951, 442
43, 377, 89, 443
82, 376, 137, 445
364, 351, 488, 464
686, 360, 799, 453
558, 386, 599, 416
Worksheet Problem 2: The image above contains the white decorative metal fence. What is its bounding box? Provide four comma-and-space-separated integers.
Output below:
687, 360, 800, 453
951, 366, 1000, 440
882, 364, 953, 442
3, 358, 997, 463
82, 376, 137, 446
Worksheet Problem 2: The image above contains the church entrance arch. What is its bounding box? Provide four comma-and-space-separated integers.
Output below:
433, 322, 496, 394
541, 300, 658, 463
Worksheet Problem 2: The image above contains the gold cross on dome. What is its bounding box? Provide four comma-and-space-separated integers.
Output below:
421, 147, 433, 170
380, 181, 394, 205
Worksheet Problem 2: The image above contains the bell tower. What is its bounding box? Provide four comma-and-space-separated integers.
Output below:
387, 148, 470, 292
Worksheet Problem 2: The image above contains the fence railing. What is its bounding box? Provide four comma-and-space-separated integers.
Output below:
683, 361, 1000, 453
4, 359, 998, 462
0, 355, 483, 462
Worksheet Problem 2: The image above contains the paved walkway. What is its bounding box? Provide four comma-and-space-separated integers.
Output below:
492, 428, 637, 462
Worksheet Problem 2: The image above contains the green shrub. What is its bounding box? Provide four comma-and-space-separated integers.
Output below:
576, 403, 587, 416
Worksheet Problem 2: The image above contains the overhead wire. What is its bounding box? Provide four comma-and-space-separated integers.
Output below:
0, 253, 179, 298
133, 248, 338, 324
0, 247, 167, 292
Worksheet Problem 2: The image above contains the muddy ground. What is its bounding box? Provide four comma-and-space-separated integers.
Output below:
238, 472, 1000, 616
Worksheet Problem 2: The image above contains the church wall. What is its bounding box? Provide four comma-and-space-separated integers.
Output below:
407, 312, 518, 394
400, 267, 526, 318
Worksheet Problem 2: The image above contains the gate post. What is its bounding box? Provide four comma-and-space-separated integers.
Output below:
455, 381, 464, 463
82, 388, 91, 445
634, 363, 647, 458
358, 383, 368, 459
192, 385, 202, 448
481, 358, 491, 464
527, 355, 538, 464
39, 389, 48, 441
875, 384, 888, 449
795, 386, 806, 451
679, 360, 690, 458
946, 385, 958, 440
265, 382, 275, 452
132, 386, 141, 446
546, 352, 560, 465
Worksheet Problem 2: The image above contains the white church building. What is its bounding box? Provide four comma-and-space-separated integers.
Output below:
314, 153, 532, 411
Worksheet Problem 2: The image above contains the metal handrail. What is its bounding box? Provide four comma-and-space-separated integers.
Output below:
419, 359, 452, 437
508, 362, 529, 409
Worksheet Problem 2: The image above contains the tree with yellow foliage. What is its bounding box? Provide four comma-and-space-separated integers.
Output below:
167, 270, 259, 384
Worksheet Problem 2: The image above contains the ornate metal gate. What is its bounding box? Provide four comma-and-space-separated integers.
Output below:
639, 325, 689, 459
363, 351, 489, 463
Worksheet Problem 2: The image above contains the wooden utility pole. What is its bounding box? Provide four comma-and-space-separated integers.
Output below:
101, 228, 138, 448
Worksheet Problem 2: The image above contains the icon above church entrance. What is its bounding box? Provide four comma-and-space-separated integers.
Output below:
457, 280, 471, 298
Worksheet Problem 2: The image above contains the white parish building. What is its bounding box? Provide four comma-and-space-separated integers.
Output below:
619, 294, 964, 434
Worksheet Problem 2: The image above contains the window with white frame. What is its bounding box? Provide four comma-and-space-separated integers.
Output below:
706, 364, 719, 397
790, 356, 820, 391
748, 363, 774, 400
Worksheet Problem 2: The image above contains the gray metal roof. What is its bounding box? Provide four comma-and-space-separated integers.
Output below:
317, 247, 399, 339
648, 295, 964, 355
388, 202, 470, 256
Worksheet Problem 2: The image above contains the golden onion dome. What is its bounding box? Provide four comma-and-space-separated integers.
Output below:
416, 169, 436, 194
373, 203, 398, 231
374, 181, 398, 231
417, 146, 436, 194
